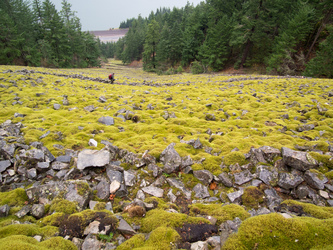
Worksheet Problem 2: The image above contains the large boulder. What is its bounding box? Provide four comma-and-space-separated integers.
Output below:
277, 171, 304, 190
281, 147, 318, 171
160, 143, 182, 174
304, 170, 328, 190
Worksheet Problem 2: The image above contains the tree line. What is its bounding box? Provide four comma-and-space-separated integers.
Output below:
1, 0, 101, 68
104, 0, 332, 77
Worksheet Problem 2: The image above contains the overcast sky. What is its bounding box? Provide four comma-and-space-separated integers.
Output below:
51, 0, 205, 31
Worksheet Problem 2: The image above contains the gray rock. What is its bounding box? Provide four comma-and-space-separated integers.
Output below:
81, 234, 101, 250
56, 155, 72, 163
39, 131, 50, 140
19, 148, 44, 163
193, 170, 214, 185
27, 168, 37, 179
51, 161, 69, 170
64, 180, 91, 210
167, 189, 177, 203
53, 104, 61, 110
246, 147, 267, 165
277, 172, 304, 189
191, 241, 209, 250
281, 147, 318, 171
15, 205, 31, 218
296, 185, 310, 199
1, 143, 16, 158
142, 186, 164, 198
124, 170, 136, 187
206, 236, 221, 250
84, 105, 95, 112
319, 190, 329, 199
99, 96, 107, 103
304, 170, 328, 190
88, 139, 98, 147
84, 220, 102, 235
0, 160, 11, 173
77, 149, 111, 170
55, 169, 68, 179
160, 143, 182, 174
147, 164, 163, 177
298, 124, 315, 132
193, 183, 210, 199
36, 162, 50, 172
136, 190, 146, 200
98, 116, 114, 125
117, 218, 136, 235
0, 205, 10, 217
259, 146, 281, 162
96, 181, 110, 200
167, 178, 192, 199
234, 170, 253, 185
264, 188, 283, 210
327, 200, 333, 207
181, 155, 194, 168
227, 189, 244, 203
257, 165, 278, 186
31, 204, 45, 219
217, 172, 233, 187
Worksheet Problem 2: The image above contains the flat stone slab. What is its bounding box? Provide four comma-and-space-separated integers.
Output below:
142, 186, 164, 198
77, 149, 111, 170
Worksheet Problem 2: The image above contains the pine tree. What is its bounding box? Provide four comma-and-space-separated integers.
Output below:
143, 19, 160, 70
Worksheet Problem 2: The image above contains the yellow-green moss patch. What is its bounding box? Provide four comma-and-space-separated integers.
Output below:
222, 213, 333, 250
141, 209, 210, 232
282, 200, 333, 219
189, 204, 251, 225
49, 199, 78, 214
0, 188, 28, 207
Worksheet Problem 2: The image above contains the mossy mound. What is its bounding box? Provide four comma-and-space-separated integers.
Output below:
49, 199, 78, 214
118, 226, 180, 250
282, 200, 333, 219
189, 204, 251, 225
0, 188, 28, 207
0, 235, 76, 250
141, 209, 210, 232
0, 224, 58, 239
222, 213, 333, 250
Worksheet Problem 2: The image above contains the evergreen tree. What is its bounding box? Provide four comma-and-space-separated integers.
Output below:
305, 25, 333, 78
143, 19, 160, 70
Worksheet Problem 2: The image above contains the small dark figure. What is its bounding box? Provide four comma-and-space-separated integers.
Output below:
108, 73, 115, 84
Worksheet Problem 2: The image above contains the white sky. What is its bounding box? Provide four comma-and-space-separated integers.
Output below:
50, 0, 205, 31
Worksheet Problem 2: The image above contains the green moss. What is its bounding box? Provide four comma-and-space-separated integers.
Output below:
0, 224, 40, 239
75, 181, 90, 196
141, 226, 180, 250
49, 199, 78, 214
223, 151, 247, 166
141, 209, 210, 232
0, 235, 40, 250
325, 171, 333, 180
189, 204, 251, 225
40, 212, 65, 227
117, 233, 146, 250
308, 152, 333, 170
0, 188, 28, 207
282, 200, 333, 219
94, 202, 106, 210
242, 186, 264, 209
222, 213, 333, 250
39, 236, 77, 250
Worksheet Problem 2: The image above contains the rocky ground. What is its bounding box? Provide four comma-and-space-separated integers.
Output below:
0, 64, 333, 249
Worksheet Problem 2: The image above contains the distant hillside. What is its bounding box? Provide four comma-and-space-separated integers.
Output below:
90, 28, 129, 42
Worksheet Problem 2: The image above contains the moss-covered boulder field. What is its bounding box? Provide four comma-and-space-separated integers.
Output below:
0, 60, 332, 249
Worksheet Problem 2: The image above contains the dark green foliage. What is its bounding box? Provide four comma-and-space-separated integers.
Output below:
305, 26, 333, 78
113, 0, 330, 77
0, 0, 101, 68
